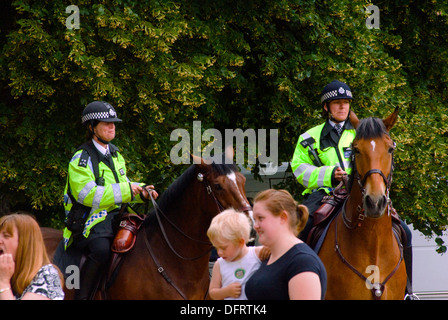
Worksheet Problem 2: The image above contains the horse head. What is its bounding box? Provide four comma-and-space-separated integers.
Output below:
350, 108, 399, 218
191, 152, 252, 220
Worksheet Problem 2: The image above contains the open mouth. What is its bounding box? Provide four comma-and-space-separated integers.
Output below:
0, 249, 4, 255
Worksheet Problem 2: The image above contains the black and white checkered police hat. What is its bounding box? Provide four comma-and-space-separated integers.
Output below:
320, 80, 353, 105
81, 101, 122, 125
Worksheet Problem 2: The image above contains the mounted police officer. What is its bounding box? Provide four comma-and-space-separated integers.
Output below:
63, 101, 158, 300
292, 80, 355, 239
291, 80, 416, 299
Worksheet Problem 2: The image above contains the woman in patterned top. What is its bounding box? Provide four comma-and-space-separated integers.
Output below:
0, 213, 65, 300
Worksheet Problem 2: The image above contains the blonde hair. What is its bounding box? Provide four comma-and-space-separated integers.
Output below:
254, 189, 309, 236
207, 209, 251, 245
0, 213, 63, 295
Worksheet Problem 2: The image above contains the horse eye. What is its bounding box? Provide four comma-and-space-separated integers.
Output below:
214, 184, 223, 191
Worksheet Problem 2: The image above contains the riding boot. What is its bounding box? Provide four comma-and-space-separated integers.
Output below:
403, 245, 419, 300
74, 257, 103, 300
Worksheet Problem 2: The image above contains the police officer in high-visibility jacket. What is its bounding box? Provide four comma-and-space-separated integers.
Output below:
292, 80, 355, 241
63, 101, 158, 300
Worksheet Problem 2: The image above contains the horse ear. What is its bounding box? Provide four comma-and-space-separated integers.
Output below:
349, 110, 360, 129
224, 145, 234, 163
383, 107, 400, 132
190, 153, 211, 169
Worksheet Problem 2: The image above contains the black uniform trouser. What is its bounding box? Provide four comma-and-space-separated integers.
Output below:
73, 210, 119, 299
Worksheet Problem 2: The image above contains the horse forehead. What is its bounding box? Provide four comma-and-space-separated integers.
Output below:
225, 172, 242, 191
356, 135, 391, 152
223, 172, 248, 201
227, 172, 237, 184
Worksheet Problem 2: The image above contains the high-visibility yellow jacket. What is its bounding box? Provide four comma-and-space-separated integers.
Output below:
62, 142, 145, 248
291, 121, 355, 196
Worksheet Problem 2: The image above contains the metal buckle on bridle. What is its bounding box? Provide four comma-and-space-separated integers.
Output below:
206, 185, 212, 195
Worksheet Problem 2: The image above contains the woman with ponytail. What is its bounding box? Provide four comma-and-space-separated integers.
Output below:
245, 189, 327, 300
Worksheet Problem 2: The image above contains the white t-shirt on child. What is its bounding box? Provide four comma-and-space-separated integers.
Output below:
218, 246, 261, 300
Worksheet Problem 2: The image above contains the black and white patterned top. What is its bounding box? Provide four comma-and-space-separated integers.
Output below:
17, 264, 65, 300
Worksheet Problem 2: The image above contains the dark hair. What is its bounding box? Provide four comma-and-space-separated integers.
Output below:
85, 120, 99, 140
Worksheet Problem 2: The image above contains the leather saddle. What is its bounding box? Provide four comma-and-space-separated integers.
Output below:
306, 181, 349, 250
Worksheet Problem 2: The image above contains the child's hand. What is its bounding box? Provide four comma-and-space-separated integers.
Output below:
226, 282, 242, 298
258, 246, 271, 261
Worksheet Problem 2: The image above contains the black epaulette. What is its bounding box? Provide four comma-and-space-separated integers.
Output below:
300, 137, 316, 148
76, 141, 100, 180
78, 150, 89, 168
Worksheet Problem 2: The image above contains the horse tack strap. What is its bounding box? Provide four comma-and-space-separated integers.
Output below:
143, 193, 213, 300
144, 231, 189, 300
334, 213, 404, 300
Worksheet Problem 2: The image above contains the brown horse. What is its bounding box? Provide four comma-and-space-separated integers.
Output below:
43, 154, 252, 299
318, 108, 407, 299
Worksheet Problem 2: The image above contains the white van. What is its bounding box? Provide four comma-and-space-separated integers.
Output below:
241, 162, 448, 300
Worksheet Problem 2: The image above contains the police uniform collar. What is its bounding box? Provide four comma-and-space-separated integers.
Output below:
329, 119, 345, 128
92, 139, 109, 156
322, 119, 354, 137
91, 139, 119, 157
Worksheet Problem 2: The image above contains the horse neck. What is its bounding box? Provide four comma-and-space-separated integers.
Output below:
158, 179, 217, 242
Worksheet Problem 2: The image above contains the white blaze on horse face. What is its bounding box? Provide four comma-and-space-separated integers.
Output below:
226, 172, 254, 223
371, 140, 376, 152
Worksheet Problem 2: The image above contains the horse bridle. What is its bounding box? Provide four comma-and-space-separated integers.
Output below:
197, 171, 253, 214
352, 140, 395, 195
343, 141, 395, 228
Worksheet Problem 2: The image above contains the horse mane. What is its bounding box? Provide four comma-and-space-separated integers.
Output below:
355, 117, 389, 139
158, 161, 237, 211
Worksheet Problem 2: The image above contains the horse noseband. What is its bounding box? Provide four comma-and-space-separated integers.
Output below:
359, 169, 391, 190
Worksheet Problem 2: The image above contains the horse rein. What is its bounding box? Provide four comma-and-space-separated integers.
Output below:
145, 188, 213, 261
334, 213, 404, 300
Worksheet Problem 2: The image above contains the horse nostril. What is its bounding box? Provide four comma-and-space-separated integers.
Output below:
365, 195, 388, 211
379, 195, 387, 209
365, 195, 375, 209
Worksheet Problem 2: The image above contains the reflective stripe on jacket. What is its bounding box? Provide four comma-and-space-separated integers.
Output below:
291, 121, 355, 196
